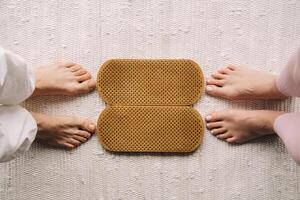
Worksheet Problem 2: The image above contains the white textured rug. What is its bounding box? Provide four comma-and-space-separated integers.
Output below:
0, 0, 300, 199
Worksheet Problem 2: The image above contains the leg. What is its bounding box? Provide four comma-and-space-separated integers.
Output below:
206, 110, 300, 165
0, 48, 35, 105
274, 113, 300, 165
29, 61, 97, 148
0, 47, 97, 154
0, 105, 37, 162
31, 112, 95, 149
205, 110, 284, 143
0, 106, 96, 162
205, 48, 300, 165
206, 47, 300, 100
205, 65, 286, 100
31, 61, 96, 97
0, 47, 96, 100
276, 47, 300, 97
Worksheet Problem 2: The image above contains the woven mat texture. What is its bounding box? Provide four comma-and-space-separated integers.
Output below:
0, 0, 299, 199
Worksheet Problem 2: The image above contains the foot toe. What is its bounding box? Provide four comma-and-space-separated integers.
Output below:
87, 79, 96, 88
206, 85, 226, 97
67, 138, 81, 146
216, 132, 231, 139
211, 72, 226, 79
78, 119, 96, 133
76, 130, 92, 138
217, 67, 231, 74
205, 111, 226, 122
206, 121, 223, 129
225, 137, 237, 143
74, 68, 88, 76
227, 65, 237, 71
73, 135, 88, 142
77, 73, 92, 82
65, 142, 76, 149
58, 61, 76, 68
211, 128, 227, 136
70, 65, 82, 72
57, 140, 76, 149
78, 79, 96, 92
206, 78, 225, 86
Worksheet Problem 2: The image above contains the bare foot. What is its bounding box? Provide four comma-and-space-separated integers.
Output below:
205, 110, 285, 143
31, 112, 96, 149
206, 65, 286, 100
32, 61, 96, 97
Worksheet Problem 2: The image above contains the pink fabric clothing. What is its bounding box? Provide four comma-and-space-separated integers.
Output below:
274, 113, 300, 165
276, 47, 300, 97
274, 47, 300, 165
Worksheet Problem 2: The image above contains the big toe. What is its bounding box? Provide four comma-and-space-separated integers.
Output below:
205, 111, 227, 122
75, 79, 96, 94
77, 118, 96, 133
87, 79, 96, 88
206, 85, 227, 98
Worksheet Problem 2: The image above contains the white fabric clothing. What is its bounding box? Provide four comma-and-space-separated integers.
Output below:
0, 47, 37, 162
0, 105, 37, 162
0, 48, 35, 105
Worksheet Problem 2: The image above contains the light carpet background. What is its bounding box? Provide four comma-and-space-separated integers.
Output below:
0, 0, 300, 199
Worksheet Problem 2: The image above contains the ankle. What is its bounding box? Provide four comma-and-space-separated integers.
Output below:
257, 111, 285, 134
31, 112, 50, 132
31, 67, 43, 96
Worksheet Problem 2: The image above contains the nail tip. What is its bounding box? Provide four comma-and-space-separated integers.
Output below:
205, 115, 212, 121
206, 86, 213, 91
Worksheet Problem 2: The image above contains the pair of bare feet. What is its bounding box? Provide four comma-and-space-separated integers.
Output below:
205, 65, 286, 143
31, 62, 97, 149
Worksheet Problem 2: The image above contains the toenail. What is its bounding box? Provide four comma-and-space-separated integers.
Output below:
88, 124, 96, 131
206, 86, 213, 91
205, 115, 212, 121
87, 80, 96, 88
